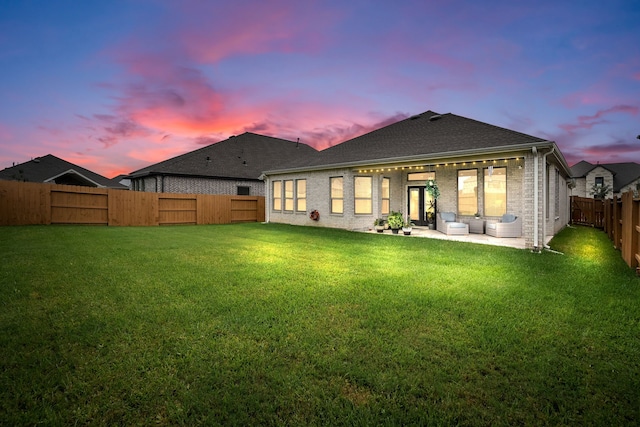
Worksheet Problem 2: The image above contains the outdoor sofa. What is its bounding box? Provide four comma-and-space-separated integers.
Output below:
485, 214, 522, 238
437, 212, 469, 235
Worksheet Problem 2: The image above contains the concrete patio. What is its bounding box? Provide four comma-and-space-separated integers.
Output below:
365, 226, 528, 250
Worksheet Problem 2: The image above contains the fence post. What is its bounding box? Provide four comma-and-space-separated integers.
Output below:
621, 192, 637, 268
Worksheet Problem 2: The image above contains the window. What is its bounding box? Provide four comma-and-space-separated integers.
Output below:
407, 172, 432, 181
330, 177, 343, 214
237, 186, 250, 195
484, 167, 506, 216
595, 176, 604, 187
284, 180, 294, 211
272, 181, 282, 211
381, 177, 390, 215
458, 169, 477, 216
354, 176, 372, 214
296, 179, 306, 212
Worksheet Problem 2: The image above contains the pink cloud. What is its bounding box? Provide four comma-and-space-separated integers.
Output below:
87, 1, 340, 151
559, 105, 638, 133
563, 140, 640, 165
170, 1, 336, 63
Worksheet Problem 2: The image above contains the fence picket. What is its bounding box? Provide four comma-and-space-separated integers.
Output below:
0, 181, 264, 226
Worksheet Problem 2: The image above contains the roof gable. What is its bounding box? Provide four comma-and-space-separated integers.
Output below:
305, 110, 548, 168
0, 154, 126, 188
570, 160, 597, 178
129, 132, 318, 179
604, 163, 640, 192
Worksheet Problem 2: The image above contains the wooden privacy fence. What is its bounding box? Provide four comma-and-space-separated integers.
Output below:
570, 196, 604, 228
0, 181, 265, 226
599, 191, 640, 271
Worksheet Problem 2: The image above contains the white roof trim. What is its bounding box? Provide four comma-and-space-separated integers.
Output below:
43, 169, 105, 187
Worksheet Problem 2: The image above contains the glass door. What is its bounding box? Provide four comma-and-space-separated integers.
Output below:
408, 186, 436, 226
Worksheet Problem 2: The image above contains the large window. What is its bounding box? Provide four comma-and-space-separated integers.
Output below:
330, 177, 343, 214
484, 167, 506, 216
381, 177, 390, 215
272, 181, 282, 211
458, 169, 477, 215
284, 180, 294, 211
296, 179, 306, 212
354, 176, 372, 214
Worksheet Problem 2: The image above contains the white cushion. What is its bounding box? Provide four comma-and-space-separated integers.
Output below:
441, 212, 455, 222
502, 214, 516, 223
449, 222, 467, 229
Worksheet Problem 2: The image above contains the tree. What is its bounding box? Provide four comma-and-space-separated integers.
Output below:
591, 182, 611, 199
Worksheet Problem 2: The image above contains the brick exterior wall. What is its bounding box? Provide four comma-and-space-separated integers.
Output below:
266, 154, 571, 251
131, 175, 264, 196
618, 180, 640, 196
586, 167, 614, 199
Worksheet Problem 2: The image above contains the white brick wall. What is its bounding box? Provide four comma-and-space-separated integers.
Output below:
619, 179, 640, 196
132, 175, 264, 196
144, 149, 574, 252
268, 156, 541, 244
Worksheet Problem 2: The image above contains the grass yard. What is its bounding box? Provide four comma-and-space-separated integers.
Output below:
1, 223, 639, 426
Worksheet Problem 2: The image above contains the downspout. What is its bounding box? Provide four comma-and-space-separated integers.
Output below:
261, 174, 270, 223
542, 147, 555, 249
533, 146, 539, 251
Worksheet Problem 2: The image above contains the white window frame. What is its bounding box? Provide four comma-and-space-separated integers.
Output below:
354, 176, 373, 215
296, 179, 306, 213
330, 177, 344, 214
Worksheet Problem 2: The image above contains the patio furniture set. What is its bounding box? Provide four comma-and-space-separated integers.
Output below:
437, 212, 522, 238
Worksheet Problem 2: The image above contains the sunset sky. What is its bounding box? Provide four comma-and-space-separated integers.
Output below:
1, 0, 639, 178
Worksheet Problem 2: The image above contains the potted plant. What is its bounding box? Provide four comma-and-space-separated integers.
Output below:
402, 219, 414, 235
425, 179, 440, 200
387, 211, 404, 234
426, 211, 436, 230
425, 179, 440, 230
373, 218, 385, 233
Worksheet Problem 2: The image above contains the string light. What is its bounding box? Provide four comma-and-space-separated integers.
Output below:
355, 157, 523, 172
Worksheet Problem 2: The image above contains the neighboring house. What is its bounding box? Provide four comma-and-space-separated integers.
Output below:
113, 174, 132, 189
263, 110, 572, 251
570, 161, 640, 199
0, 154, 126, 189
128, 132, 318, 196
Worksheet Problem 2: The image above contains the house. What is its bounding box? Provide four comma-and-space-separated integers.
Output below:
112, 174, 132, 189
570, 161, 640, 199
128, 132, 318, 196
263, 110, 572, 251
0, 154, 126, 189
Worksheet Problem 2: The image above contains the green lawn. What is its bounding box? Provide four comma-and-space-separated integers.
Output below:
1, 224, 638, 426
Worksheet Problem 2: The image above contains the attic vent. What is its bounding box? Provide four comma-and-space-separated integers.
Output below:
429, 114, 442, 121
409, 115, 421, 120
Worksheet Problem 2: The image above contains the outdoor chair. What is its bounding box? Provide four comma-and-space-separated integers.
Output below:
485, 214, 522, 238
436, 212, 469, 236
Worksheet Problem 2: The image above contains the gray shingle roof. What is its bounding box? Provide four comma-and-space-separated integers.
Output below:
129, 132, 318, 179
571, 161, 640, 192
271, 110, 549, 172
0, 154, 126, 188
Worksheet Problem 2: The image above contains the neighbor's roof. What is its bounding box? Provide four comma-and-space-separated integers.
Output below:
571, 160, 640, 192
129, 132, 318, 180
266, 110, 559, 173
0, 154, 126, 188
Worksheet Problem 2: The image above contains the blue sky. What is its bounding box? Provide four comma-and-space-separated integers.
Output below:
1, 0, 639, 177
